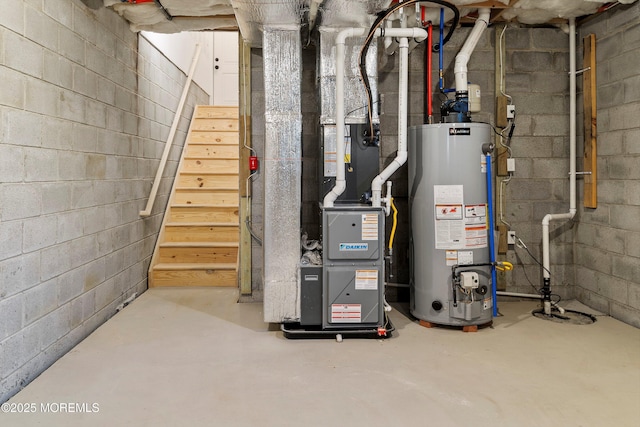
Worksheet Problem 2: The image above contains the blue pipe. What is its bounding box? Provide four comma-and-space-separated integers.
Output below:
439, 8, 444, 91
485, 152, 498, 317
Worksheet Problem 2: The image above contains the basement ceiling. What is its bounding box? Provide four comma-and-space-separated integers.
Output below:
103, 0, 638, 43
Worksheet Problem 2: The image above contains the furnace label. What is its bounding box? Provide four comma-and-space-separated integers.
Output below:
331, 304, 361, 323
361, 214, 378, 240
355, 270, 378, 290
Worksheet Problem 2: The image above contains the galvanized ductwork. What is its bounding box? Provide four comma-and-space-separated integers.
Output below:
261, 27, 303, 323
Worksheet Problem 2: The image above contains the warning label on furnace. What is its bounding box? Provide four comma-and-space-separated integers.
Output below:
323, 125, 351, 177
355, 270, 378, 290
361, 214, 378, 241
331, 304, 362, 323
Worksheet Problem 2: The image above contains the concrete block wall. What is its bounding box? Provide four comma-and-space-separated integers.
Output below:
378, 25, 573, 296
500, 26, 574, 299
575, 2, 640, 327
0, 0, 208, 402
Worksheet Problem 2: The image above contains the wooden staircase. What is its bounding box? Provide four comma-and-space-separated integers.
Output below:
149, 105, 240, 287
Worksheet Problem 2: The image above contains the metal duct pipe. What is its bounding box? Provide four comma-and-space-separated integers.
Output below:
540, 17, 577, 315
323, 26, 428, 208
454, 8, 490, 95
262, 27, 303, 323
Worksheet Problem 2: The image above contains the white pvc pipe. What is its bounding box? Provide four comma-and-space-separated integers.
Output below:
496, 291, 542, 299
372, 36, 409, 208
540, 18, 577, 313
308, 0, 323, 32
323, 27, 427, 208
454, 8, 490, 94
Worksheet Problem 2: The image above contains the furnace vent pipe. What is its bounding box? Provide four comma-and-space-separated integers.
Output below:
454, 8, 490, 95
323, 26, 428, 208
540, 17, 577, 315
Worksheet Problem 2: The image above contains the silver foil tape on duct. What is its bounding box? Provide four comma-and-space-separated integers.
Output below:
262, 27, 303, 323
318, 28, 379, 125
231, 0, 306, 46
319, 0, 391, 27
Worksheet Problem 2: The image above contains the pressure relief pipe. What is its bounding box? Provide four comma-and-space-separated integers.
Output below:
540, 17, 577, 315
454, 8, 490, 95
323, 26, 428, 208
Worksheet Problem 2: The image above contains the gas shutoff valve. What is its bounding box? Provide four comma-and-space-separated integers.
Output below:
460, 272, 479, 290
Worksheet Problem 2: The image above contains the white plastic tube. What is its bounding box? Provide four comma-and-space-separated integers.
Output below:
496, 291, 542, 299
323, 27, 428, 208
371, 35, 409, 208
454, 8, 490, 94
540, 17, 577, 314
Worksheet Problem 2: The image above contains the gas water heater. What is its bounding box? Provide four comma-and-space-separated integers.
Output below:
408, 122, 493, 326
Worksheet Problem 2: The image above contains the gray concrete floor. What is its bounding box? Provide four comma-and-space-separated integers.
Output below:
4, 288, 640, 427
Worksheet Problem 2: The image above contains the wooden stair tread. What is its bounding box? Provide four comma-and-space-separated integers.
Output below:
179, 171, 239, 176
171, 203, 239, 209
175, 187, 238, 191
184, 156, 240, 160
149, 105, 240, 289
154, 263, 237, 270
165, 222, 238, 227
160, 242, 239, 248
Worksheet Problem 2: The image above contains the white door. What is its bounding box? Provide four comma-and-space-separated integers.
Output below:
213, 31, 239, 106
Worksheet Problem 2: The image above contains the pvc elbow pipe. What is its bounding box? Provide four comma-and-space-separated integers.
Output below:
372, 35, 410, 208
325, 26, 427, 208
454, 8, 490, 94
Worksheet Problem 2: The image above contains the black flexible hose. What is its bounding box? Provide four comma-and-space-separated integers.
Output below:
358, 1, 460, 136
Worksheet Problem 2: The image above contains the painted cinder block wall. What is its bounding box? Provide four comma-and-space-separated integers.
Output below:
249, 10, 640, 328
379, 24, 574, 297
0, 0, 208, 402
575, 2, 640, 327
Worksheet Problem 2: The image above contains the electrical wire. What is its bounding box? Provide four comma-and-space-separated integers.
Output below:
515, 236, 551, 277
498, 24, 512, 104
344, 101, 380, 118
499, 176, 512, 227
475, 121, 507, 138
358, 0, 460, 139
245, 173, 262, 246
240, 40, 261, 246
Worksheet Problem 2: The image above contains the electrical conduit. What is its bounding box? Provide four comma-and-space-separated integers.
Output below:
540, 17, 577, 315
323, 27, 428, 208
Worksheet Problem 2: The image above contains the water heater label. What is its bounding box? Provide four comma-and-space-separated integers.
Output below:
331, 304, 361, 323
434, 185, 466, 249
339, 243, 368, 251
449, 128, 471, 136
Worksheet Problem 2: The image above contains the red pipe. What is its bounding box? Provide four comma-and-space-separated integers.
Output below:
427, 22, 433, 122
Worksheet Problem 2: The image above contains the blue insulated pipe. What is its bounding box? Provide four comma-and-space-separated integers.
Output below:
439, 8, 444, 91
485, 152, 498, 317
